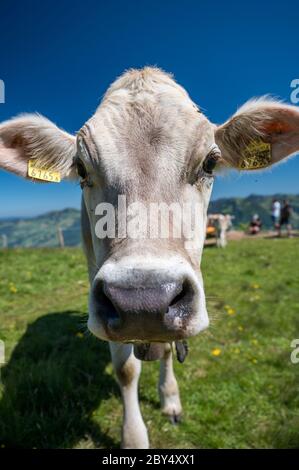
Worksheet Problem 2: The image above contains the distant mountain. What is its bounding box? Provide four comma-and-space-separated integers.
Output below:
0, 194, 298, 247
0, 208, 81, 248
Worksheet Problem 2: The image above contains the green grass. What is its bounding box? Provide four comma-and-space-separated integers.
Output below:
0, 240, 299, 448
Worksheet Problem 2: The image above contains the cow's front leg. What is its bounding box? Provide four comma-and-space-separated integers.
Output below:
217, 229, 227, 248
159, 344, 182, 423
109, 342, 149, 449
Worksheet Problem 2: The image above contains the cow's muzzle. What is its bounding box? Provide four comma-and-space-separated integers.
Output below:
88, 259, 209, 343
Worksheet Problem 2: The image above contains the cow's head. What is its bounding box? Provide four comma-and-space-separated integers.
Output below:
1, 68, 299, 357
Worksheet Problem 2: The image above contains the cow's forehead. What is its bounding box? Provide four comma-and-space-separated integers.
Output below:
79, 68, 215, 182
101, 67, 191, 103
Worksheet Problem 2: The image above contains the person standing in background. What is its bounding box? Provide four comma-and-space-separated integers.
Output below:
271, 199, 281, 235
279, 200, 293, 238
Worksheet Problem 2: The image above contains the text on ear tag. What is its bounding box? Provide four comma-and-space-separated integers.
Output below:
239, 140, 271, 170
28, 159, 61, 182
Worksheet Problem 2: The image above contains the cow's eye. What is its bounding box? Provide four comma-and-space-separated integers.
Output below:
202, 146, 221, 175
74, 158, 91, 188
76, 159, 87, 179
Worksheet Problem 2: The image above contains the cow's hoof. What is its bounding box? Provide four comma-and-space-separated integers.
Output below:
168, 412, 182, 425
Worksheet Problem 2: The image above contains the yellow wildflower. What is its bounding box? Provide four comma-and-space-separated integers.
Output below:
211, 348, 222, 357
227, 308, 235, 315
251, 283, 260, 289
9, 283, 17, 293
251, 339, 258, 345
76, 332, 84, 339
238, 326, 244, 332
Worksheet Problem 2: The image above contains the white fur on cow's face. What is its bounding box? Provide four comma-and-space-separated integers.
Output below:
77, 68, 216, 341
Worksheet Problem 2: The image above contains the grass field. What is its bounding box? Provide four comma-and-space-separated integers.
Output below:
0, 239, 299, 449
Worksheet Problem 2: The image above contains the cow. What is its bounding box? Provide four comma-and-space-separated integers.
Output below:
0, 67, 299, 449
207, 214, 233, 247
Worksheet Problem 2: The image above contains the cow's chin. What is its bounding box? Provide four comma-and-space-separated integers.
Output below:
87, 305, 209, 362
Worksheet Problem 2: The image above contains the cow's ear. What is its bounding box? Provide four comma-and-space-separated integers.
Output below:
215, 99, 299, 171
0, 114, 77, 180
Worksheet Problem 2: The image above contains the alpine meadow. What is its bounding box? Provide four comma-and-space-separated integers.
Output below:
0, 238, 298, 448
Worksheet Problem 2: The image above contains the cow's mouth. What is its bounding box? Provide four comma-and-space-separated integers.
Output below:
133, 340, 188, 362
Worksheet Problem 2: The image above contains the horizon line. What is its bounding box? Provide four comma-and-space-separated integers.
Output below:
1, 191, 299, 220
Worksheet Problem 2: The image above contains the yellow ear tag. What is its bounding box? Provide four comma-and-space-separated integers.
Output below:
239, 140, 271, 170
28, 159, 61, 183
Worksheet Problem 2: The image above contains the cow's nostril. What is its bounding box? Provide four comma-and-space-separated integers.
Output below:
164, 279, 196, 333
169, 285, 185, 307
168, 281, 193, 309
93, 281, 120, 327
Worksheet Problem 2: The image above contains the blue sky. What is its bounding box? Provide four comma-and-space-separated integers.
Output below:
0, 0, 298, 217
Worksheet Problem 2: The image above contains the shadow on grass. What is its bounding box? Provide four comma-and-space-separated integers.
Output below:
0, 311, 118, 448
